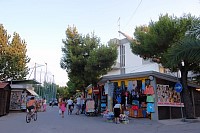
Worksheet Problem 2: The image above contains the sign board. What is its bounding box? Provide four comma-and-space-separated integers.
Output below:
93, 87, 99, 94
157, 102, 184, 107
175, 82, 183, 93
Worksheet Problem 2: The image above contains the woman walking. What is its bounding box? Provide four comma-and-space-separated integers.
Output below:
43, 98, 47, 112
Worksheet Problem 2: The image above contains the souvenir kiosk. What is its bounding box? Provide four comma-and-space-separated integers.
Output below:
6, 80, 39, 111
98, 71, 200, 120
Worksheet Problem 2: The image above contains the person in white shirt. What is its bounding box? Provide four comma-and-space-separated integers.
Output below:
113, 102, 121, 124
75, 96, 81, 115
67, 97, 73, 115
81, 96, 85, 114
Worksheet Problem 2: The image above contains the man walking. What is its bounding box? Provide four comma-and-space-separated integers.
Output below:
75, 96, 81, 115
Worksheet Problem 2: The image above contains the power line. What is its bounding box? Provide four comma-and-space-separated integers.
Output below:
124, 0, 143, 29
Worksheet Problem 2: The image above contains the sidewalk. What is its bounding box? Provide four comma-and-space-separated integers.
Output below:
158, 117, 200, 126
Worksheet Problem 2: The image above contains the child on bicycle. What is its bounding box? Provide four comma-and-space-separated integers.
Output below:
27, 96, 36, 112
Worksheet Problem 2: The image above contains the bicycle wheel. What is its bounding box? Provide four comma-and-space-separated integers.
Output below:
26, 113, 31, 123
33, 112, 37, 121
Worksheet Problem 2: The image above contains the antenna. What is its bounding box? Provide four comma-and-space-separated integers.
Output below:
118, 17, 120, 38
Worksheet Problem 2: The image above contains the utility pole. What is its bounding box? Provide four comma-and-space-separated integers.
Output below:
34, 63, 36, 80
52, 75, 55, 99
44, 63, 48, 101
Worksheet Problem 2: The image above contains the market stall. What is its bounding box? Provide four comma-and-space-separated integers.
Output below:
98, 71, 200, 120
6, 80, 40, 111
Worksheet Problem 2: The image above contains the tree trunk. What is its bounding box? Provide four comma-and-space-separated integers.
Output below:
180, 66, 195, 119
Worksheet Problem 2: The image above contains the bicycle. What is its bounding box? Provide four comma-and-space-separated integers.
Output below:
26, 109, 37, 123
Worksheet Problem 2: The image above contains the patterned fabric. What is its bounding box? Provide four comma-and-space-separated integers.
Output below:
131, 105, 139, 110
117, 96, 121, 104
104, 83, 109, 94
147, 103, 155, 113
132, 100, 139, 106
127, 81, 133, 92
146, 95, 154, 102
142, 109, 147, 117
142, 82, 145, 90
144, 85, 154, 95
133, 80, 137, 90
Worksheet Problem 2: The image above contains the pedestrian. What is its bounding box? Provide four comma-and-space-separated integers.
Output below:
67, 97, 74, 115
60, 98, 67, 118
75, 96, 81, 115
81, 96, 85, 114
113, 100, 121, 124
51, 100, 54, 107
43, 98, 47, 112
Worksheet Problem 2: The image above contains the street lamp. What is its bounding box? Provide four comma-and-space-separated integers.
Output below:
44, 63, 47, 82
52, 75, 56, 99
34, 63, 45, 80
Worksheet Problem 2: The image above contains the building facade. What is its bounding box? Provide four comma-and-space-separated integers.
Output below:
106, 36, 163, 76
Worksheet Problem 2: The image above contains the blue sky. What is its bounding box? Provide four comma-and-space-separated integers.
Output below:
0, 0, 199, 86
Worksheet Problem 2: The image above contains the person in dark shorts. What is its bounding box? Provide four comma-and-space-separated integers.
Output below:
113, 102, 121, 124
67, 97, 74, 115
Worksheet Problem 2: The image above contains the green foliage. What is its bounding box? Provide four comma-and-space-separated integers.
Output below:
131, 13, 200, 67
66, 80, 76, 97
130, 13, 200, 118
60, 26, 118, 93
186, 23, 200, 39
165, 37, 200, 70
57, 86, 68, 98
0, 24, 30, 81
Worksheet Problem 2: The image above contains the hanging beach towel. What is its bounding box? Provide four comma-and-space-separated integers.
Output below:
131, 105, 139, 110
146, 95, 154, 102
147, 103, 155, 113
144, 85, 154, 95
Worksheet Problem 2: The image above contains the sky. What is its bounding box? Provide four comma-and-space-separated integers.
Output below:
0, 0, 199, 86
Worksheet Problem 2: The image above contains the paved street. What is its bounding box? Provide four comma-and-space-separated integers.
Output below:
0, 106, 199, 133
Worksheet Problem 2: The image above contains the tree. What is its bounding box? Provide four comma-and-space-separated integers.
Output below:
186, 24, 200, 39
66, 80, 76, 97
130, 14, 200, 118
57, 86, 68, 98
60, 26, 117, 92
0, 24, 30, 81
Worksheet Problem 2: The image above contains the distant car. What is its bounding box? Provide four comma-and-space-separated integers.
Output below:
54, 100, 58, 106
49, 99, 58, 106
49, 101, 53, 106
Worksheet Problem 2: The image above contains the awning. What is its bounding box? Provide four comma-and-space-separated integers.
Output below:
26, 89, 39, 96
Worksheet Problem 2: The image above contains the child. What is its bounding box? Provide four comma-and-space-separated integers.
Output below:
60, 99, 66, 118
113, 102, 121, 124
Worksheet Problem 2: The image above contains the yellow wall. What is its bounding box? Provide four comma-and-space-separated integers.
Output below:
111, 77, 148, 86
